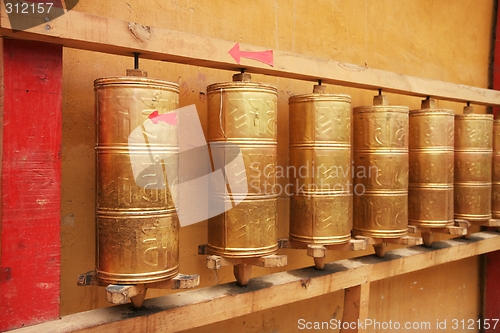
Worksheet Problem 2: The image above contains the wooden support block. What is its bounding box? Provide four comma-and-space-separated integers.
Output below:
354, 236, 378, 245
206, 255, 223, 270
281, 238, 368, 251
344, 239, 368, 251
324, 239, 368, 251
148, 274, 200, 290
441, 226, 468, 236
307, 245, 327, 258
487, 219, 500, 227
341, 283, 371, 333
386, 236, 423, 246
106, 284, 146, 305
206, 254, 287, 270
256, 255, 288, 268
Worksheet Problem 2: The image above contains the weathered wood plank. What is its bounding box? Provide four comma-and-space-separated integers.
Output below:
0, 38, 62, 332
8, 231, 500, 333
0, 9, 499, 105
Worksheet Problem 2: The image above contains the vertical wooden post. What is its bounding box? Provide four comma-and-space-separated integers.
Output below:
341, 283, 370, 333
486, 2, 500, 331
0, 39, 62, 331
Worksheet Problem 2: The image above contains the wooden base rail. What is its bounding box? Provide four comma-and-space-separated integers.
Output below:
1, 9, 499, 105
9, 231, 500, 333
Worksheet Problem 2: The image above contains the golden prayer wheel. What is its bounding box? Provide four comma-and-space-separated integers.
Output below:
95, 75, 180, 284
352, 95, 409, 238
289, 84, 352, 246
206, 73, 278, 258
493, 119, 500, 218
408, 99, 454, 227
454, 107, 493, 221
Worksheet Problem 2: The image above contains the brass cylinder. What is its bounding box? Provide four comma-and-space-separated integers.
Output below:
493, 119, 500, 218
288, 85, 352, 246
352, 95, 409, 238
94, 76, 180, 284
408, 99, 454, 228
454, 110, 493, 221
206, 74, 278, 258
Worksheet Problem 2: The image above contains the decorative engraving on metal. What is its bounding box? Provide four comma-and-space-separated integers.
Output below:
454, 110, 493, 221
353, 95, 409, 238
95, 77, 180, 284
408, 99, 454, 228
289, 86, 352, 246
206, 75, 279, 258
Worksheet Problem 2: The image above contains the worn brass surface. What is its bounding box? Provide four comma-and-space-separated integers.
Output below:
288, 92, 352, 246
352, 98, 409, 238
95, 77, 180, 284
454, 113, 493, 221
206, 79, 278, 258
408, 106, 454, 227
492, 119, 500, 218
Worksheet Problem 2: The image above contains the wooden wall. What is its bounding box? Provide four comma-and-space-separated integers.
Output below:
52, 0, 495, 332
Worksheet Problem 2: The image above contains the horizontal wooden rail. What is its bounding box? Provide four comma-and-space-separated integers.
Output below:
1, 8, 499, 106
10, 231, 500, 333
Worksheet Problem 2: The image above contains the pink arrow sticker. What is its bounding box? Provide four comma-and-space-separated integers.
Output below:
228, 43, 274, 67
148, 110, 178, 125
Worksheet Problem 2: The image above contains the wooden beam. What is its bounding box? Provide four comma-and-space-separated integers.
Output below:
8, 231, 500, 333
0, 9, 499, 105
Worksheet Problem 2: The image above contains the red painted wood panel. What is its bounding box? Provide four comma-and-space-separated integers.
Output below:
0, 39, 62, 331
